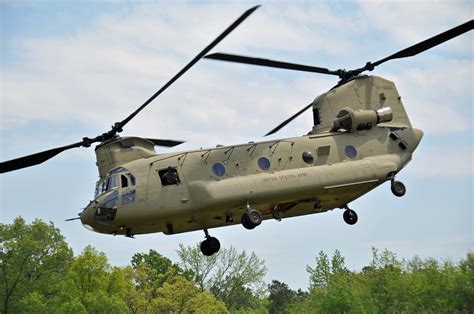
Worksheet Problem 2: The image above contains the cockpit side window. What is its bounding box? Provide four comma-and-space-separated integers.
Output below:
128, 174, 136, 186
109, 175, 118, 190
121, 175, 129, 188
121, 174, 136, 189
95, 167, 135, 198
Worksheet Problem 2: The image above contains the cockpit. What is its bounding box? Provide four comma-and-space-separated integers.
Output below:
95, 167, 136, 199
92, 167, 137, 226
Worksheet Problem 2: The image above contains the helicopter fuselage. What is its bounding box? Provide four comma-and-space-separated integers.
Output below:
79, 75, 423, 238
80, 122, 422, 237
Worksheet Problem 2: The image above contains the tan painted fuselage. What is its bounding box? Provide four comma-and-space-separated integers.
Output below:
80, 75, 423, 237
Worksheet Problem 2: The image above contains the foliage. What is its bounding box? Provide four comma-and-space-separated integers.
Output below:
131, 249, 193, 282
268, 280, 306, 314
177, 244, 267, 311
0, 217, 73, 313
59, 245, 128, 313
2, 217, 472, 313
289, 248, 474, 313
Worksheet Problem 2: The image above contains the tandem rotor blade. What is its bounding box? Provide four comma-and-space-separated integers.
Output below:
205, 20, 473, 83
205, 53, 340, 76
371, 19, 474, 68
207, 20, 472, 136
0, 141, 85, 174
1, 6, 259, 174
146, 138, 185, 147
265, 102, 313, 137
115, 5, 260, 132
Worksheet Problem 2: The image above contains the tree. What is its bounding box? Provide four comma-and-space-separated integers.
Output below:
177, 244, 267, 311
0, 217, 73, 313
60, 245, 128, 313
268, 280, 297, 314
306, 251, 331, 290
131, 249, 192, 289
152, 276, 228, 313
455, 252, 474, 311
126, 250, 229, 313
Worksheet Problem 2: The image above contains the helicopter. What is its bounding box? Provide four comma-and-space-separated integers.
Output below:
1, 5, 472, 256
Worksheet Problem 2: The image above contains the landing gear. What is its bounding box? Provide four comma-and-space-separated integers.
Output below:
241, 202, 262, 230
343, 206, 358, 225
391, 180, 406, 197
200, 229, 220, 256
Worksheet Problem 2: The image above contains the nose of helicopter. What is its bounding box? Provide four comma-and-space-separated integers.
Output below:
79, 202, 97, 231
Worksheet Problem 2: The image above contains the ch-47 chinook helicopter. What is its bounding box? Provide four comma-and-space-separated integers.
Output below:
1, 6, 472, 256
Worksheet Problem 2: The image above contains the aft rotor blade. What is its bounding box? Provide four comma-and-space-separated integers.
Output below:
116, 5, 260, 132
146, 138, 185, 147
265, 102, 313, 137
0, 141, 84, 174
205, 53, 340, 76
372, 20, 473, 68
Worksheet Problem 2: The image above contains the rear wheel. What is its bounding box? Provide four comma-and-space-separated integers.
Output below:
391, 180, 406, 197
241, 209, 262, 230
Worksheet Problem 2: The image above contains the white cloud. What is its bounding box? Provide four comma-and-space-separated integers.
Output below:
1, 2, 472, 153
384, 58, 472, 134
356, 0, 472, 51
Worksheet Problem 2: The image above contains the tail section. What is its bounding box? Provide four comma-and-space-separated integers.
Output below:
312, 75, 412, 134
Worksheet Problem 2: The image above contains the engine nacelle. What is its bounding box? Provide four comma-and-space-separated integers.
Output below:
332, 107, 393, 132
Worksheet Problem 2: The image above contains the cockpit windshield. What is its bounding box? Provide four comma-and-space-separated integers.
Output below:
95, 167, 136, 198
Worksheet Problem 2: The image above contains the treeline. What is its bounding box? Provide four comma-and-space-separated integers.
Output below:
1, 217, 472, 313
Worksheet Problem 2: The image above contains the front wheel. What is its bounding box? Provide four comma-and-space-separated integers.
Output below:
200, 237, 220, 256
343, 209, 358, 225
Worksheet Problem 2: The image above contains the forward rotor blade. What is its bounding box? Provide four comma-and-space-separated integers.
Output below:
1, 141, 84, 174
116, 5, 260, 132
265, 102, 313, 137
205, 53, 339, 76
372, 20, 473, 68
146, 138, 185, 147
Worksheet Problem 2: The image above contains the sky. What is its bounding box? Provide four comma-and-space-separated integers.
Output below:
1, 0, 472, 291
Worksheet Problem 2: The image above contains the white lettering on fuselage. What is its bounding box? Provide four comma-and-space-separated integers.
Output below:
262, 172, 308, 183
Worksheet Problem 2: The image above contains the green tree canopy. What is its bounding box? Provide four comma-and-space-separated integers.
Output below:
59, 245, 128, 313
268, 280, 300, 314
177, 244, 267, 311
0, 217, 73, 313
290, 248, 474, 313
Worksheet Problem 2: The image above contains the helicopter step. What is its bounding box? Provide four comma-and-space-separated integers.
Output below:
200, 228, 221, 256
343, 205, 358, 225
241, 202, 263, 230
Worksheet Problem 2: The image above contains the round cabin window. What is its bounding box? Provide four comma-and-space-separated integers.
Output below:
302, 151, 314, 164
212, 163, 226, 176
258, 157, 271, 171
345, 145, 357, 159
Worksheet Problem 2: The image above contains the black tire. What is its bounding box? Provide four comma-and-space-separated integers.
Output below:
207, 237, 220, 255
247, 209, 262, 226
241, 214, 256, 230
200, 239, 214, 256
200, 236, 221, 256
391, 180, 406, 197
343, 209, 358, 225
